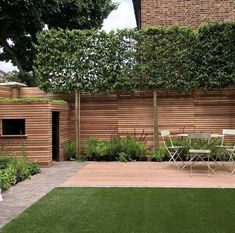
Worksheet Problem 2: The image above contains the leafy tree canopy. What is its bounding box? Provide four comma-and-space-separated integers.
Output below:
35, 23, 235, 94
0, 0, 117, 86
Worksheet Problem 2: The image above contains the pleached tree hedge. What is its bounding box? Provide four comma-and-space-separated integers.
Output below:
35, 22, 235, 94
35, 29, 136, 93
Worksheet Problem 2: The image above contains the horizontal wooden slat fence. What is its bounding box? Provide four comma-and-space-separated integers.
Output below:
16, 87, 235, 145
0, 87, 12, 98
0, 86, 234, 166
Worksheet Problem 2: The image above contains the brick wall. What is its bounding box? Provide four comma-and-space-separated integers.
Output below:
141, 0, 235, 27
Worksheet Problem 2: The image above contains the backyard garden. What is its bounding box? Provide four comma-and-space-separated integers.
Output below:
0, 22, 235, 233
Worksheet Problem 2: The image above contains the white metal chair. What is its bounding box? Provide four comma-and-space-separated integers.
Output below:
160, 130, 185, 170
217, 129, 235, 174
188, 132, 214, 175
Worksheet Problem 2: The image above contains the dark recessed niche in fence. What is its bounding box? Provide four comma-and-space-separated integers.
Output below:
2, 119, 26, 135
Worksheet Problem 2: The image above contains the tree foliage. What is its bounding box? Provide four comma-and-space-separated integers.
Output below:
35, 23, 235, 94
135, 26, 197, 92
195, 23, 235, 89
35, 29, 136, 93
0, 0, 117, 86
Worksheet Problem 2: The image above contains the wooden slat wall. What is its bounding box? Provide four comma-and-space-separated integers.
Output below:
158, 92, 195, 136
79, 94, 118, 146
194, 89, 235, 136
0, 102, 70, 167
0, 86, 234, 165
118, 94, 153, 146
0, 102, 52, 166
0, 87, 12, 98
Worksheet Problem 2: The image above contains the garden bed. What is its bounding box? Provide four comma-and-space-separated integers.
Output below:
0, 156, 40, 191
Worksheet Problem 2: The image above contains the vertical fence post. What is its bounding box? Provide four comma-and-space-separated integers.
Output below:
153, 89, 159, 149
75, 88, 81, 159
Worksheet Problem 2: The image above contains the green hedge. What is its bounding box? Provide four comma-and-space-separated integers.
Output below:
35, 23, 235, 93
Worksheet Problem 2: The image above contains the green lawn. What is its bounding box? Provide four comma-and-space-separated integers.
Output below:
1, 188, 235, 233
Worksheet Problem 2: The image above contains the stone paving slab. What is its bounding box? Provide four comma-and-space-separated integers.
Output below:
62, 161, 235, 188
0, 161, 86, 229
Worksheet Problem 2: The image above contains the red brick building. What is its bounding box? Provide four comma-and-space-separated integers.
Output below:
132, 0, 235, 28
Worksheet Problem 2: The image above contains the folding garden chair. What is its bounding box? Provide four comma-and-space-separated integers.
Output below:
217, 129, 235, 174
160, 130, 185, 170
188, 133, 214, 175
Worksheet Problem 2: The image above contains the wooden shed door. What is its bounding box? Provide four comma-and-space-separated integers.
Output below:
52, 112, 60, 161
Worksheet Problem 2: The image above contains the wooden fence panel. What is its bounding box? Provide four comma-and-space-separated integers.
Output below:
0, 86, 234, 165
78, 95, 118, 147
0, 87, 12, 98
118, 94, 153, 146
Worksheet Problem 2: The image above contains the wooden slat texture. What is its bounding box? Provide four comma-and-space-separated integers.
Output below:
0, 87, 12, 98
0, 102, 51, 166
0, 102, 69, 167
79, 94, 118, 146
0, 86, 234, 166
118, 95, 153, 146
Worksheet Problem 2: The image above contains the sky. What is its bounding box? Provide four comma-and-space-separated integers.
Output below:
0, 0, 136, 73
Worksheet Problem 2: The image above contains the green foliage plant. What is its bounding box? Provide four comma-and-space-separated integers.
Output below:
152, 146, 166, 161
0, 0, 117, 86
0, 165, 17, 190
35, 23, 235, 94
0, 154, 40, 190
84, 134, 148, 161
64, 140, 76, 160
119, 152, 128, 162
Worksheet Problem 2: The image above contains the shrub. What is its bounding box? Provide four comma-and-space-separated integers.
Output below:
0, 156, 13, 170
152, 139, 189, 161
0, 155, 40, 190
84, 135, 148, 161
64, 140, 76, 160
152, 146, 166, 161
0, 165, 17, 190
119, 152, 128, 162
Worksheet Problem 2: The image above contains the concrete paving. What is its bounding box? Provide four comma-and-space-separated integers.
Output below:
0, 161, 86, 229
62, 161, 235, 188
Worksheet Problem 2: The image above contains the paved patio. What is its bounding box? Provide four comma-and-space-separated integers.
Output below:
62, 162, 235, 188
0, 161, 85, 229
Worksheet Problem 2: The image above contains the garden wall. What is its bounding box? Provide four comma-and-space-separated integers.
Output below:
18, 87, 235, 148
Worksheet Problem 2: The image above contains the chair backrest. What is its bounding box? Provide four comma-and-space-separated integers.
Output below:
161, 130, 170, 137
222, 129, 235, 136
160, 130, 173, 148
221, 129, 235, 146
188, 133, 211, 148
188, 133, 211, 140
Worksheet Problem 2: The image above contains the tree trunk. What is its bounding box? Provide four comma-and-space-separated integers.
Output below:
153, 90, 159, 149
0, 38, 25, 75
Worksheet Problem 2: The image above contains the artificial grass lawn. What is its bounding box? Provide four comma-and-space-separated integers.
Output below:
1, 188, 235, 233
